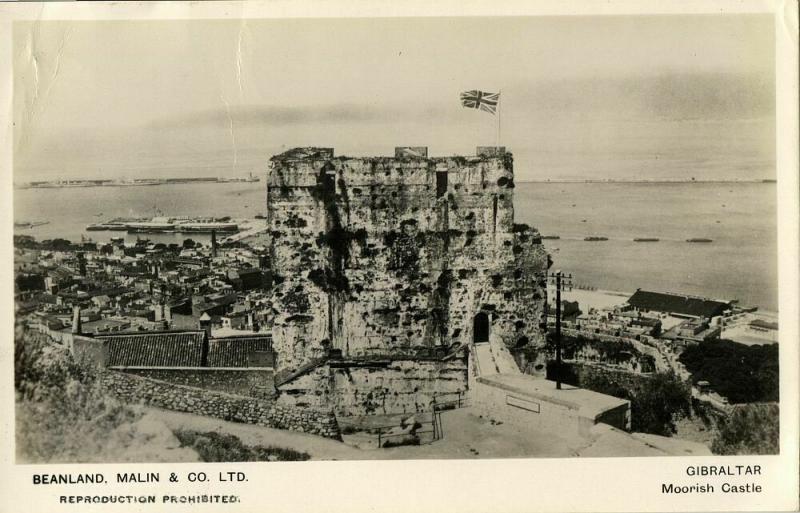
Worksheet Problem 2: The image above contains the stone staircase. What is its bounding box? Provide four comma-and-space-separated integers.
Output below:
472, 335, 522, 377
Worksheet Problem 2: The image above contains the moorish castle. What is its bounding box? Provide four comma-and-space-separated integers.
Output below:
266, 146, 550, 415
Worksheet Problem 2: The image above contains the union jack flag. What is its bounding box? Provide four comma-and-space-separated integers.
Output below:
460, 90, 500, 114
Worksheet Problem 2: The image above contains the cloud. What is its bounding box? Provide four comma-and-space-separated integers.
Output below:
145, 103, 418, 130
513, 72, 774, 121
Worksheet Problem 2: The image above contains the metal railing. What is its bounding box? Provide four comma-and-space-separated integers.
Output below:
337, 391, 471, 449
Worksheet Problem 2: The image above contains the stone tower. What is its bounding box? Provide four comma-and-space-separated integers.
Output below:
266, 146, 550, 414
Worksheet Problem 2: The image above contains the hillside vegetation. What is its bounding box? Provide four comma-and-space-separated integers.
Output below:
679, 339, 778, 403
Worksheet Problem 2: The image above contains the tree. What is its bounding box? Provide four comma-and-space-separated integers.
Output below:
631, 371, 691, 435
679, 339, 779, 403
560, 363, 692, 436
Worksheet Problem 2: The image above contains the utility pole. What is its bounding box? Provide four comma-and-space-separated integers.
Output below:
548, 270, 573, 390
555, 270, 562, 390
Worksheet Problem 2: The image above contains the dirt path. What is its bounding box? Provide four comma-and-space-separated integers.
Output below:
149, 407, 587, 460
149, 408, 368, 460
150, 405, 707, 461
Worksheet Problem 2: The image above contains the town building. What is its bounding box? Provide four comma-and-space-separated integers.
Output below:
626, 289, 732, 319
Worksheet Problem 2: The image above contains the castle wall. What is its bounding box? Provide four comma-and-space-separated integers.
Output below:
276, 356, 468, 416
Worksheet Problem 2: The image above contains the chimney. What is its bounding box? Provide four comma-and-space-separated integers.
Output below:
71, 305, 82, 335
247, 312, 254, 330
77, 252, 87, 277
199, 312, 212, 340
211, 230, 218, 258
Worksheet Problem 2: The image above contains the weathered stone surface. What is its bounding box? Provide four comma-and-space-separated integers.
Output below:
276, 355, 468, 416
266, 147, 549, 414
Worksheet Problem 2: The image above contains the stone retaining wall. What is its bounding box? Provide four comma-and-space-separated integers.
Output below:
562, 327, 669, 372
100, 371, 341, 440
549, 361, 653, 394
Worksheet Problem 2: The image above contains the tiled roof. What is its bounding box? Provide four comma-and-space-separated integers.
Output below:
628, 290, 729, 318
99, 331, 206, 367
207, 335, 273, 367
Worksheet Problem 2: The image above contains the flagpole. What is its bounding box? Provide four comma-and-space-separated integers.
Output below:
496, 89, 501, 147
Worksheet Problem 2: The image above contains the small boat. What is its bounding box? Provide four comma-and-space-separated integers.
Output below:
541, 235, 560, 240
686, 238, 713, 243
584, 236, 608, 241
634, 237, 660, 242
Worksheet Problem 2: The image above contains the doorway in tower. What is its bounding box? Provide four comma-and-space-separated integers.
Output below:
473, 312, 490, 344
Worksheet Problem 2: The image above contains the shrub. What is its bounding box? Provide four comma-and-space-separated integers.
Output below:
712, 403, 779, 455
174, 430, 310, 462
631, 372, 692, 436
553, 361, 691, 436
15, 325, 145, 463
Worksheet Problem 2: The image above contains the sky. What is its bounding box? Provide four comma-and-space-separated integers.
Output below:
13, 15, 775, 181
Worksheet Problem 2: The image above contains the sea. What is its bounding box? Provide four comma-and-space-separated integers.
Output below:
13, 181, 778, 312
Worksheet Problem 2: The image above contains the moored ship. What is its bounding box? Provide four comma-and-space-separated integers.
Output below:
86, 216, 239, 234
14, 221, 50, 228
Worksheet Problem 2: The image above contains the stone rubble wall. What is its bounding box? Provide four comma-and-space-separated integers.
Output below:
550, 361, 655, 396
100, 370, 341, 440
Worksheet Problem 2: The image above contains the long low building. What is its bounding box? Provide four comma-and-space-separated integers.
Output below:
69, 328, 273, 370
70, 330, 275, 399
626, 289, 732, 319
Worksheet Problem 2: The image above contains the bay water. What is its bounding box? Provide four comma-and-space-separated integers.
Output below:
13, 181, 778, 311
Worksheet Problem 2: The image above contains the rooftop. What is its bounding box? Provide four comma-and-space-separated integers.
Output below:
207, 334, 273, 367
627, 289, 730, 318
99, 330, 206, 367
